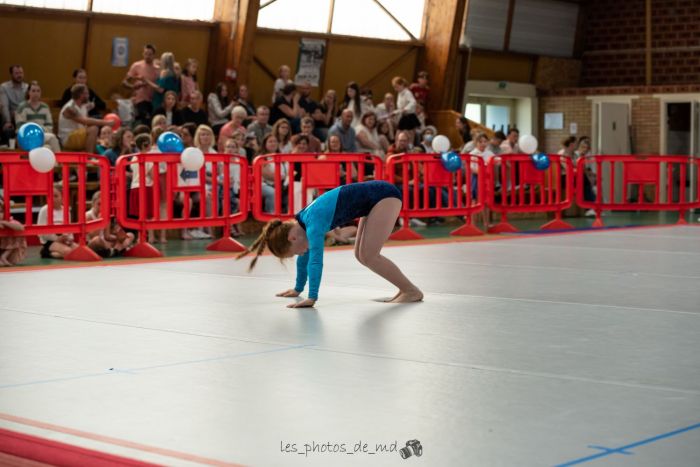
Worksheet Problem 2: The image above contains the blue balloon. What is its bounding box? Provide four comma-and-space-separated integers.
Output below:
157, 131, 184, 153
531, 152, 551, 170
440, 151, 462, 172
17, 122, 45, 151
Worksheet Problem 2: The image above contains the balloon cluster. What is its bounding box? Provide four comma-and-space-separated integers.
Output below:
157, 131, 204, 170
518, 134, 550, 171
432, 134, 462, 173
17, 122, 204, 174
18, 123, 55, 173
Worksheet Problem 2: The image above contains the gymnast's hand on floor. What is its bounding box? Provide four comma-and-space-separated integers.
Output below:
287, 299, 316, 308
276, 289, 300, 297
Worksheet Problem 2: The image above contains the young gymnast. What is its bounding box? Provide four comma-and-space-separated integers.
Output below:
238, 180, 423, 308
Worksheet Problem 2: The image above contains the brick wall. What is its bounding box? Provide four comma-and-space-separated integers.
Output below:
631, 96, 661, 154
538, 96, 592, 153
538, 92, 661, 155
581, 0, 700, 86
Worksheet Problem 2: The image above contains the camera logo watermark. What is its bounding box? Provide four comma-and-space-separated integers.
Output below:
399, 440, 423, 460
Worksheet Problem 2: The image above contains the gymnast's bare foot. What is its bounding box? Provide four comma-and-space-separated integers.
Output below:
378, 291, 402, 302
387, 289, 423, 303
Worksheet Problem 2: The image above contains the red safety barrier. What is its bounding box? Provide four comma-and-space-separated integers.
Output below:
386, 153, 486, 240
251, 153, 384, 221
0, 152, 111, 261
576, 155, 700, 227
114, 152, 248, 257
486, 153, 574, 233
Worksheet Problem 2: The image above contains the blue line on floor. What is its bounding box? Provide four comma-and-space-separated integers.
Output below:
554, 422, 700, 466
0, 343, 313, 390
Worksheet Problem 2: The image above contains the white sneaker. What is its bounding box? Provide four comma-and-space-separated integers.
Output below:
584, 209, 596, 217
410, 218, 427, 227
189, 229, 208, 239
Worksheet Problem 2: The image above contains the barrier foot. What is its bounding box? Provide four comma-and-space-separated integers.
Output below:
390, 226, 424, 241
592, 217, 604, 228
450, 222, 484, 236
677, 212, 688, 224
487, 221, 518, 234
64, 245, 102, 262
125, 242, 163, 258
206, 236, 246, 252
540, 219, 573, 231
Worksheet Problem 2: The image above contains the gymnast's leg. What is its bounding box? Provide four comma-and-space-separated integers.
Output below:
354, 197, 423, 303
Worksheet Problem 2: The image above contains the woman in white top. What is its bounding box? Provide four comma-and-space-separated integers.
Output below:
339, 82, 370, 129
272, 119, 293, 154
208, 82, 235, 136
355, 111, 388, 159
38, 187, 77, 259
392, 76, 420, 134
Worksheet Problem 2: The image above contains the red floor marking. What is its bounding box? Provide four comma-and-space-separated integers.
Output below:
0, 413, 244, 467
0, 427, 158, 466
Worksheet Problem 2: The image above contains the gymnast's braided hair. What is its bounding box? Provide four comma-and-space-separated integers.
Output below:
236, 219, 294, 271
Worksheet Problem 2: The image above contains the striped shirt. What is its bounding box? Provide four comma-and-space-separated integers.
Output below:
14, 101, 54, 132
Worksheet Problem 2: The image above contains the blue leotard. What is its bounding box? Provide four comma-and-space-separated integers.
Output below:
294, 180, 401, 300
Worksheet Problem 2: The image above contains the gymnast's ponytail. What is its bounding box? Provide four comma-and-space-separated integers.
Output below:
236, 219, 293, 271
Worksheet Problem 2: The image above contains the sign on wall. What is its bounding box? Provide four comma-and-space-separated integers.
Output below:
295, 38, 326, 87
112, 37, 129, 67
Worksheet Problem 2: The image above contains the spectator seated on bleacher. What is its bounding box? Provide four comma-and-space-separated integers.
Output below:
59, 68, 106, 118
207, 82, 235, 137
153, 90, 184, 127
181, 90, 208, 127
58, 84, 115, 154
14, 81, 61, 152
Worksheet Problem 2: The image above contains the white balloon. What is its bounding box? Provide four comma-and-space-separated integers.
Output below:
28, 147, 56, 173
432, 135, 451, 153
180, 147, 205, 171
519, 134, 538, 155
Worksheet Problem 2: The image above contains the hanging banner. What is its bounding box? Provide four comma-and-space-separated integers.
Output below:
294, 38, 326, 87
112, 37, 129, 67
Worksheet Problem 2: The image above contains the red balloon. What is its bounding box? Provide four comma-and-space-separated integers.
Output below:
104, 113, 121, 130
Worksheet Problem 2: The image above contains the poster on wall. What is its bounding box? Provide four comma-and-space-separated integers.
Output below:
112, 37, 129, 67
544, 112, 564, 130
294, 38, 326, 86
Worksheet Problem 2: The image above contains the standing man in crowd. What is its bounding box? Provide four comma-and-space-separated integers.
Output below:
122, 44, 160, 126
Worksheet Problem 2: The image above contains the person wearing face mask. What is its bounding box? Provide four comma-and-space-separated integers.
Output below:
420, 126, 437, 152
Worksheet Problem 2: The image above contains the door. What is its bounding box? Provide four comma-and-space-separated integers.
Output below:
598, 102, 630, 202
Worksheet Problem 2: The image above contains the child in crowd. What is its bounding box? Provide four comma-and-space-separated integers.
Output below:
129, 134, 156, 243
96, 125, 113, 155
85, 191, 134, 256
0, 198, 27, 266
38, 187, 77, 259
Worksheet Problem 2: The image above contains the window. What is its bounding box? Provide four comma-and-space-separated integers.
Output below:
486, 105, 510, 132
257, 0, 424, 41
91, 0, 215, 21
465, 103, 482, 124
257, 0, 330, 33
0, 0, 88, 10
1, 0, 216, 20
